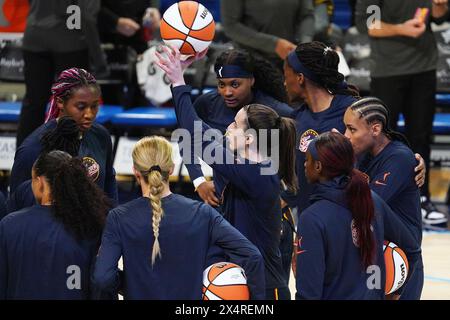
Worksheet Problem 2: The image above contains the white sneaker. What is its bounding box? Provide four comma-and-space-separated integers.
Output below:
421, 196, 448, 226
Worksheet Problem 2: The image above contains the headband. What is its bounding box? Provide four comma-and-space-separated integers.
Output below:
287, 51, 321, 84
215, 65, 253, 79
307, 138, 320, 161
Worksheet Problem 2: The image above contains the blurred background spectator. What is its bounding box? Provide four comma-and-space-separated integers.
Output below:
220, 0, 315, 70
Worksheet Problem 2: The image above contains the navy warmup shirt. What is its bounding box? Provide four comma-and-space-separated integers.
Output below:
92, 195, 265, 300
9, 120, 118, 204
6, 180, 34, 214
0, 205, 99, 299
295, 177, 420, 300
0, 191, 6, 220
172, 85, 287, 292
292, 95, 357, 212
357, 140, 422, 244
186, 89, 293, 191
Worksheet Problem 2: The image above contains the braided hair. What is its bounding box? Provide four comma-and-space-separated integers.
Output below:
214, 49, 288, 103
132, 136, 174, 266
46, 68, 100, 122
349, 97, 411, 147
294, 41, 359, 97
40, 116, 81, 156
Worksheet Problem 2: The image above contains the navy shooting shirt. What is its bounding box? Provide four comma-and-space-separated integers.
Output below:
295, 177, 420, 300
0, 205, 99, 299
172, 85, 287, 291
92, 195, 265, 300
9, 119, 118, 205
292, 95, 357, 213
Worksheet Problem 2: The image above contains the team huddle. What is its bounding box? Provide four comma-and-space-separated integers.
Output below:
0, 40, 425, 300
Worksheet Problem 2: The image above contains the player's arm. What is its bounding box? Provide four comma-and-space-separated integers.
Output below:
372, 192, 421, 296
295, 210, 326, 300
0, 221, 7, 299
91, 211, 122, 299
104, 130, 119, 206
369, 155, 415, 203
207, 206, 265, 300
157, 48, 273, 196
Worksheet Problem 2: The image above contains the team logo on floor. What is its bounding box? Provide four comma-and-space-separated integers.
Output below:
82, 157, 100, 182
299, 129, 319, 152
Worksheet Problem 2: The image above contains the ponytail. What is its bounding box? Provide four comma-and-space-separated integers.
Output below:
147, 170, 166, 266
313, 132, 375, 269
244, 104, 298, 191
346, 169, 375, 269
33, 151, 108, 240
132, 136, 174, 266
279, 117, 298, 192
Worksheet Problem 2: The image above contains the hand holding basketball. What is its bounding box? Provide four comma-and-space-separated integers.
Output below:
155, 45, 207, 86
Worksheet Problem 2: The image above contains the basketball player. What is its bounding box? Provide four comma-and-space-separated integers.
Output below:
92, 136, 265, 300
283, 42, 426, 215
156, 46, 297, 300
9, 68, 118, 204
0, 151, 109, 299
343, 97, 423, 300
185, 48, 295, 284
295, 132, 420, 299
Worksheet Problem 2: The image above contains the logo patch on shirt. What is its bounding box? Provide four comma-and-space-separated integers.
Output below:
82, 157, 100, 182
374, 172, 391, 186
295, 236, 307, 255
299, 129, 319, 153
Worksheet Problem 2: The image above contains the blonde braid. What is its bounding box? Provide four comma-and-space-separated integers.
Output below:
132, 136, 174, 267
148, 170, 165, 266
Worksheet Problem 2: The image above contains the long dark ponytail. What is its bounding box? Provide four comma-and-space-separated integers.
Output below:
214, 49, 288, 103
244, 104, 297, 192
314, 132, 375, 268
33, 151, 109, 240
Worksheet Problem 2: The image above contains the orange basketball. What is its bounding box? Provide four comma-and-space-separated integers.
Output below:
202, 262, 250, 300
160, 1, 215, 55
383, 241, 409, 295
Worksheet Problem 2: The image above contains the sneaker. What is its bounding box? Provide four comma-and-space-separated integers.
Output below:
421, 196, 448, 226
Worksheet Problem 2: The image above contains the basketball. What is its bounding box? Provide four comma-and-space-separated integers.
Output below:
202, 262, 250, 300
383, 241, 409, 295
160, 1, 215, 55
